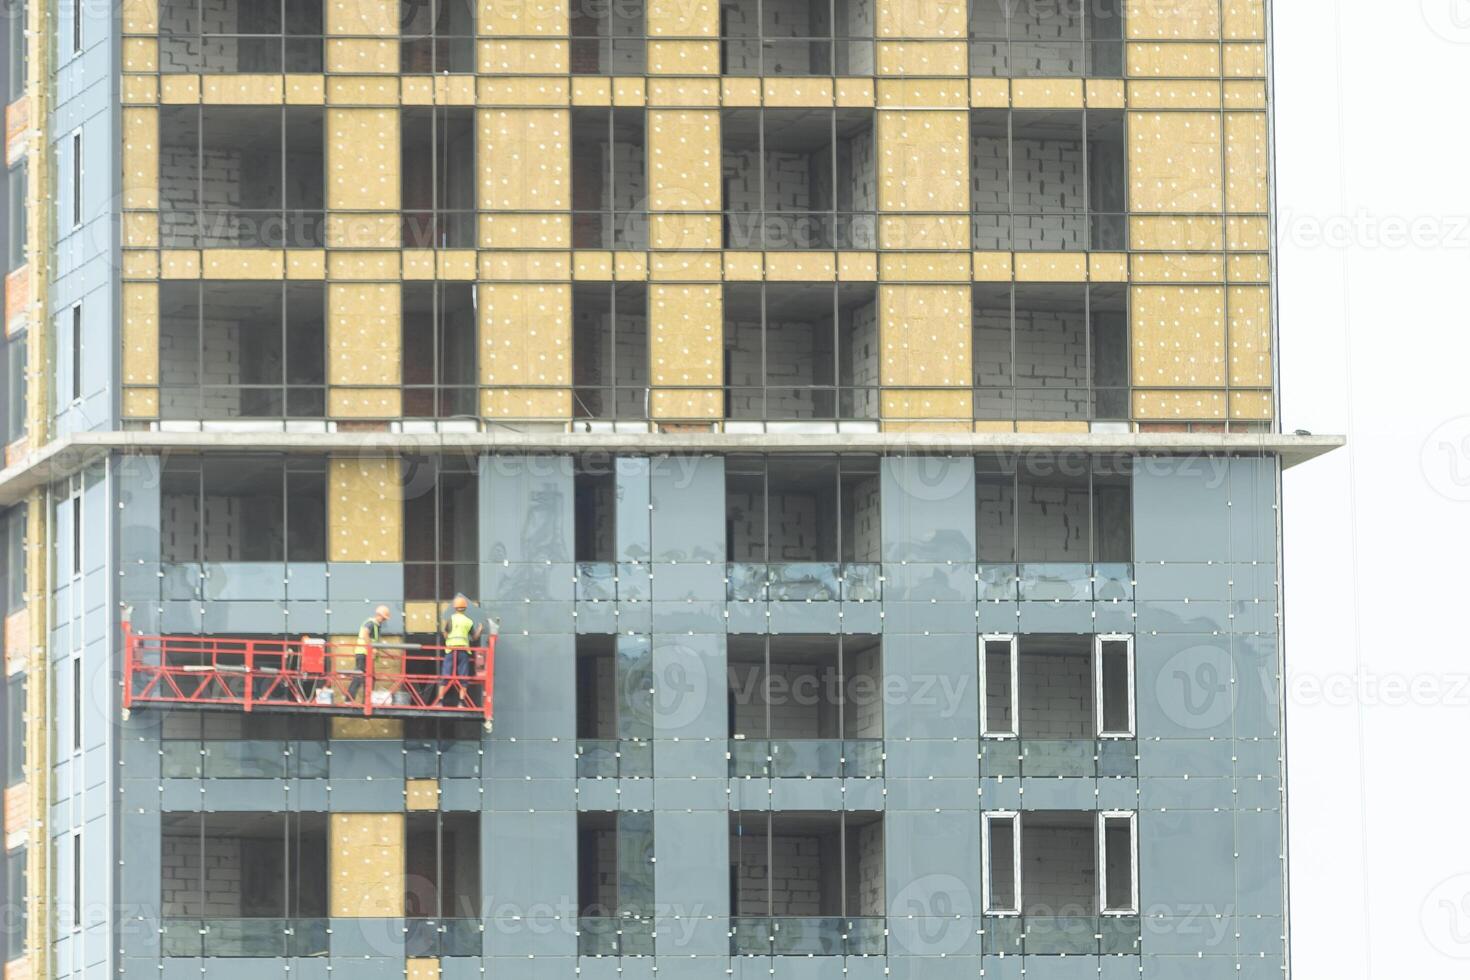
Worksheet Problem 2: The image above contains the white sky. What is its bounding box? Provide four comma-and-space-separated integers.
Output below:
1276, 2, 1470, 976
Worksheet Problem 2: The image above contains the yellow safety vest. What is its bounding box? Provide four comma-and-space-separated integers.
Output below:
446, 611, 475, 647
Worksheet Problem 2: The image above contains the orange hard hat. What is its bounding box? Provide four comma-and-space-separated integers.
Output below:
453, 593, 469, 609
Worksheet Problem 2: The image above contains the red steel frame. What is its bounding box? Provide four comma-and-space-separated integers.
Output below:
122, 622, 495, 727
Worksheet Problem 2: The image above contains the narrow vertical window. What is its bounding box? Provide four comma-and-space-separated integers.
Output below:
72, 656, 82, 751
982, 811, 1020, 914
71, 490, 81, 577
1094, 634, 1134, 737
70, 304, 82, 402
1098, 811, 1137, 914
72, 831, 83, 930
71, 131, 82, 227
980, 634, 1018, 737
72, 0, 83, 55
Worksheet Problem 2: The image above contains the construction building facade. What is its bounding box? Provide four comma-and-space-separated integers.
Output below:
0, 0, 1341, 978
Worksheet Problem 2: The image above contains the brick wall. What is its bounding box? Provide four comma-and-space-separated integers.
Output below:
571, 306, 649, 417
968, 2, 1085, 76
973, 305, 1090, 420
161, 834, 245, 917
1017, 481, 1090, 560
732, 817, 884, 915
1021, 821, 1095, 915
159, 0, 239, 72
1017, 650, 1091, 738
971, 129, 1087, 250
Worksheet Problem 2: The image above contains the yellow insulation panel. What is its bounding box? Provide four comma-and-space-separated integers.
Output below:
479, 108, 570, 210
479, 283, 572, 418
1129, 111, 1223, 213
1133, 389, 1226, 420
1225, 111, 1269, 213
1125, 0, 1221, 39
1227, 285, 1272, 387
405, 780, 440, 811
646, 0, 719, 37
328, 283, 401, 418
1130, 215, 1224, 251
327, 0, 399, 36
330, 814, 404, 917
121, 283, 158, 387
122, 108, 157, 210
877, 110, 969, 213
328, 457, 403, 562
122, 0, 158, 34
1223, 0, 1266, 39
648, 111, 720, 211
1131, 285, 1226, 388
875, 0, 967, 39
879, 284, 971, 388
1126, 42, 1221, 77
327, 109, 400, 212
650, 284, 722, 418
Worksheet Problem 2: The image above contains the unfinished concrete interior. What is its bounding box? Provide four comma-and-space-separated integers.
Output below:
730, 811, 884, 917
401, 455, 479, 601
974, 454, 1132, 562
571, 0, 646, 74
160, 812, 328, 923
572, 283, 650, 423
722, 109, 876, 249
970, 109, 1126, 251
405, 812, 482, 918
158, 281, 326, 420
401, 107, 476, 248
727, 634, 882, 741
159, 455, 327, 564
400, 0, 475, 73
723, 284, 879, 423
402, 282, 477, 418
159, 0, 326, 73
968, 0, 1123, 78
571, 109, 649, 250
725, 455, 881, 565
972, 283, 1128, 422
158, 105, 324, 247
720, 0, 876, 76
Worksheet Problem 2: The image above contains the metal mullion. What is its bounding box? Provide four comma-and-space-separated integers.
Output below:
1084, 281, 1093, 426
281, 281, 289, 410
757, 110, 766, 250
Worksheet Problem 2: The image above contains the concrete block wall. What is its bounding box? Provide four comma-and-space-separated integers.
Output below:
572, 125, 648, 246
850, 819, 883, 914
722, 0, 875, 74
1021, 822, 1095, 915
968, 2, 1086, 76
726, 473, 879, 560
731, 820, 884, 915
971, 129, 1087, 250
159, 0, 242, 73
1017, 482, 1090, 560
159, 310, 247, 417
725, 315, 828, 418
161, 834, 244, 917
725, 125, 875, 217
973, 306, 1090, 419
1017, 650, 1091, 738
843, 300, 879, 417
730, 661, 838, 738
571, 307, 649, 416
845, 645, 882, 737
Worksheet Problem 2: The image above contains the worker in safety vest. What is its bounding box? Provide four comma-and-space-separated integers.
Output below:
439, 594, 484, 706
348, 604, 392, 702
